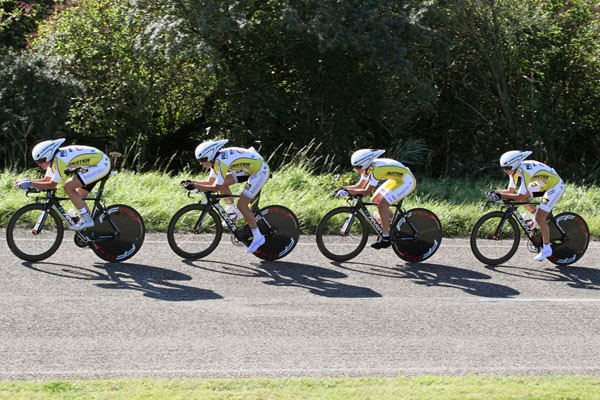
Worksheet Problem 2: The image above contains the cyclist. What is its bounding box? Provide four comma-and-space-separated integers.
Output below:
181, 139, 270, 254
336, 149, 416, 249
487, 150, 564, 261
14, 138, 111, 231
183, 168, 246, 223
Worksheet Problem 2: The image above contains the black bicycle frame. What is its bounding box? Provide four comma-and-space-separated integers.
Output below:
30, 175, 119, 242
190, 191, 269, 243
342, 196, 418, 242
492, 201, 566, 244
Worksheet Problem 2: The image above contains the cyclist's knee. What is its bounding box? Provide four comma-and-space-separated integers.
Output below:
377, 198, 391, 209
63, 179, 82, 193
215, 183, 231, 193
536, 208, 550, 222
237, 195, 251, 208
75, 187, 89, 197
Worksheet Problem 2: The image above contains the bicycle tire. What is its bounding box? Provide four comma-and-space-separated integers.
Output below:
252, 205, 300, 261
391, 208, 442, 262
89, 204, 145, 262
167, 203, 223, 259
316, 207, 370, 262
6, 203, 64, 262
470, 211, 520, 265
547, 212, 590, 266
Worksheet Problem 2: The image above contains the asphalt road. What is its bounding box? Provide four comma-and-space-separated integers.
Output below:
1, 230, 600, 379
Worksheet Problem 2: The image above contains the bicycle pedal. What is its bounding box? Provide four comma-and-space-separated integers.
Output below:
391, 232, 413, 240
526, 241, 539, 253
74, 233, 91, 248
230, 235, 245, 246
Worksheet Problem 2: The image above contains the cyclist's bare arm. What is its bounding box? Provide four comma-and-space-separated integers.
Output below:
191, 174, 236, 193
496, 189, 530, 202
193, 182, 218, 192
345, 175, 374, 196
346, 184, 376, 197
29, 176, 57, 191
190, 175, 216, 187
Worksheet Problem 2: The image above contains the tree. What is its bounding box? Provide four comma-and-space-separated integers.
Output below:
0, 50, 80, 167
131, 0, 448, 168
1, 0, 59, 50
430, 0, 600, 178
31, 0, 215, 168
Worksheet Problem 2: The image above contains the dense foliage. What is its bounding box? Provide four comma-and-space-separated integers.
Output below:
1, 0, 598, 181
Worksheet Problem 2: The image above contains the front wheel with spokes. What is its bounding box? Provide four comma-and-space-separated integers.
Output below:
167, 203, 223, 259
470, 211, 520, 265
6, 203, 64, 262
316, 207, 370, 262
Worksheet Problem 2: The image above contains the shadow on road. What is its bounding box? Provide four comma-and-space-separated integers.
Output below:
184, 259, 381, 298
335, 261, 520, 298
183, 259, 262, 277
556, 265, 600, 290
486, 264, 600, 290
22, 261, 222, 301
259, 261, 381, 298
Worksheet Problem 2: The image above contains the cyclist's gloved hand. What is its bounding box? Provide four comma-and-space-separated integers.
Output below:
180, 180, 196, 191
15, 179, 32, 190
486, 191, 501, 201
334, 188, 349, 198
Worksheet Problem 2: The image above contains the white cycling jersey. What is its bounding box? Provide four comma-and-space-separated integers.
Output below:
45, 145, 111, 185
212, 147, 269, 199
360, 158, 416, 204
508, 160, 564, 212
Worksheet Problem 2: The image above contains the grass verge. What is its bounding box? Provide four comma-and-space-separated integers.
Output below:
1, 166, 599, 237
2, 376, 600, 399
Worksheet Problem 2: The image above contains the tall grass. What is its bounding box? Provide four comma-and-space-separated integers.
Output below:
1, 161, 599, 237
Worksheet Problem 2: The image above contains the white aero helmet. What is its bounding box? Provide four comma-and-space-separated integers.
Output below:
31, 138, 66, 163
195, 139, 229, 163
499, 150, 532, 170
351, 149, 385, 169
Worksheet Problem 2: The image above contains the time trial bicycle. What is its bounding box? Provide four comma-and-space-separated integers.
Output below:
470, 199, 590, 266
167, 190, 300, 261
315, 194, 442, 262
6, 172, 145, 263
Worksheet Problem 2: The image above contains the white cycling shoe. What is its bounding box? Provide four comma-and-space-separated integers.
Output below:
533, 245, 552, 262
69, 218, 94, 231
246, 234, 266, 254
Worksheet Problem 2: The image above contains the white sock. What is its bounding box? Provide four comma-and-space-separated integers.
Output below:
78, 208, 92, 222
251, 227, 263, 239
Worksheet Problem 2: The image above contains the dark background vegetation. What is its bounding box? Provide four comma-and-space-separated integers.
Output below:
1, 0, 599, 181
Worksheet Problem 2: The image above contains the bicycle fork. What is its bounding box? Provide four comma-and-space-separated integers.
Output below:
32, 207, 51, 235
339, 212, 359, 237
